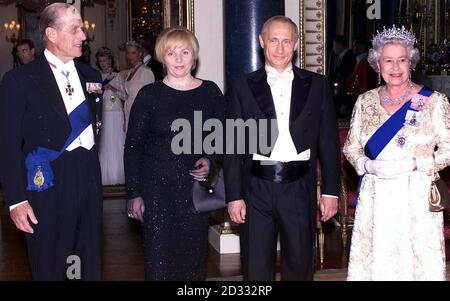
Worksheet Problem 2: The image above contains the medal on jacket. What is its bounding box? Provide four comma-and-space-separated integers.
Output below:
61, 70, 74, 96
47, 61, 74, 96
33, 166, 44, 188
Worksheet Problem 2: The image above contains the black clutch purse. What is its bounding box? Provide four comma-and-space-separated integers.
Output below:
192, 172, 227, 214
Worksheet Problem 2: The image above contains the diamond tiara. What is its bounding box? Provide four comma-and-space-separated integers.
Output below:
371, 25, 417, 48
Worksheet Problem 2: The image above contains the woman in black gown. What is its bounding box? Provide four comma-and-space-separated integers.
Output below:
124, 27, 225, 280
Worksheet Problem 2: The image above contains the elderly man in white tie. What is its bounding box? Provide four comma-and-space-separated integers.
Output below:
224, 15, 340, 281
0, 3, 103, 280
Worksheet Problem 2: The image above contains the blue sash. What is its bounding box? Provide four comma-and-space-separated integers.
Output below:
353, 87, 433, 205
25, 100, 91, 192
101, 77, 112, 91
364, 100, 412, 159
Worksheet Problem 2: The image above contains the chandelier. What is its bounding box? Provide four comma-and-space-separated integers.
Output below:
3, 19, 20, 44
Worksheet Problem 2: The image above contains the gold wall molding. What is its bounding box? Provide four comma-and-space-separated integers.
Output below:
299, 0, 326, 75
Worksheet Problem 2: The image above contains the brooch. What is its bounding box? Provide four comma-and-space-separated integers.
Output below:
396, 134, 407, 148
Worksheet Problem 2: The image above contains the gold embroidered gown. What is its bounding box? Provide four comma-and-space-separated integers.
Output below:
343, 88, 450, 280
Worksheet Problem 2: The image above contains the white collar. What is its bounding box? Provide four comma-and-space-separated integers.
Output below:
264, 64, 293, 75
338, 48, 350, 60
143, 54, 152, 64
44, 49, 75, 72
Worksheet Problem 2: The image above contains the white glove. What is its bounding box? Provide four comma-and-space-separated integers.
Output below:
415, 156, 434, 174
363, 158, 414, 178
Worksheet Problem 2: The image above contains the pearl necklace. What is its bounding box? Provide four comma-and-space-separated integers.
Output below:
163, 76, 195, 91
381, 81, 414, 105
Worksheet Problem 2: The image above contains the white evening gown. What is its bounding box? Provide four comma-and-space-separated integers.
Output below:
99, 72, 127, 185
343, 88, 450, 280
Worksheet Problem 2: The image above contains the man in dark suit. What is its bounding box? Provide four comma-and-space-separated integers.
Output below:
138, 38, 164, 81
328, 35, 356, 116
16, 39, 36, 66
0, 3, 103, 280
224, 16, 340, 281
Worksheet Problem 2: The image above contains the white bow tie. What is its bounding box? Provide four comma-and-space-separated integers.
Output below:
266, 69, 294, 87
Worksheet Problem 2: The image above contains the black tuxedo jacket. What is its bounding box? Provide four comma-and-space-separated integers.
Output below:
329, 49, 356, 89
224, 66, 340, 204
0, 55, 102, 207
146, 57, 164, 81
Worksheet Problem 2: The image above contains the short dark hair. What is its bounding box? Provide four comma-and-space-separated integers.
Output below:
137, 38, 153, 54
353, 37, 369, 49
16, 39, 35, 50
334, 35, 348, 47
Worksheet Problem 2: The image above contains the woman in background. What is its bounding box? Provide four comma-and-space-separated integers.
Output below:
96, 46, 127, 185
123, 41, 155, 131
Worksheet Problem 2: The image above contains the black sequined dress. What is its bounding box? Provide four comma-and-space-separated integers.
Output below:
124, 80, 224, 280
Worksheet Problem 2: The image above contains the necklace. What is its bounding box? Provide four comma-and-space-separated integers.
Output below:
163, 76, 195, 91
381, 80, 414, 105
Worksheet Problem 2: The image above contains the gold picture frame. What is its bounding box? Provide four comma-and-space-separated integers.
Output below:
127, 0, 194, 41
163, 0, 194, 32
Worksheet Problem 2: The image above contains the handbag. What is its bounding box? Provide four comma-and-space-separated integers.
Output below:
429, 175, 450, 212
192, 170, 227, 214
428, 157, 450, 212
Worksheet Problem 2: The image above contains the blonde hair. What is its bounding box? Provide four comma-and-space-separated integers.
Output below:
155, 27, 199, 68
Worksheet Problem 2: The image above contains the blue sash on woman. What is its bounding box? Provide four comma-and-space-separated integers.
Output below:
353, 87, 433, 204
101, 77, 112, 91
25, 100, 91, 192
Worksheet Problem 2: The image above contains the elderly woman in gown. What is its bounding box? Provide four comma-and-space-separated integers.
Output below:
343, 25, 450, 280
95, 47, 127, 185
123, 41, 155, 131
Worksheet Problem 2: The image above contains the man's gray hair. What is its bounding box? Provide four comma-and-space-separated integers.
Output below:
260, 15, 299, 38
39, 3, 75, 43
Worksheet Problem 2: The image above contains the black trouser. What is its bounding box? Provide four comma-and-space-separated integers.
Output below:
25, 147, 103, 281
241, 176, 314, 281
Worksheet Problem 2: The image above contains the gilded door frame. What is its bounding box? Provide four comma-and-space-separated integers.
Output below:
299, 0, 327, 75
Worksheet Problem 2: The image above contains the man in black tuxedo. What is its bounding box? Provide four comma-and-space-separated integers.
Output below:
328, 35, 356, 116
0, 3, 103, 280
224, 16, 340, 281
138, 38, 164, 81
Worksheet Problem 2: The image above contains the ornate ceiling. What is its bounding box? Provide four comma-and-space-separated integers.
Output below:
0, 0, 106, 12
